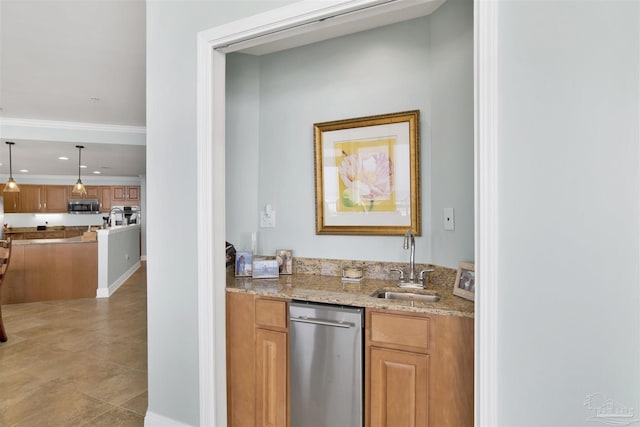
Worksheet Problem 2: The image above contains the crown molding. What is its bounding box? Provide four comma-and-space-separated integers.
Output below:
0, 117, 146, 134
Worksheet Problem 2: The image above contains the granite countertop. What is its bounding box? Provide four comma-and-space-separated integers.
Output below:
5, 226, 100, 233
13, 236, 97, 245
226, 272, 474, 318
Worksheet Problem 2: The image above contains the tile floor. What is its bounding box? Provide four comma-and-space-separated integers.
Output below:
0, 263, 147, 427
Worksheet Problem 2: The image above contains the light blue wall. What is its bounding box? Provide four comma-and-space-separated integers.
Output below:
106, 226, 140, 284
497, 1, 640, 425
226, 0, 474, 268
146, 1, 295, 425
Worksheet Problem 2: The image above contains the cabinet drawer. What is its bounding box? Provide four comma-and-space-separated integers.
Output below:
255, 298, 288, 330
369, 311, 430, 353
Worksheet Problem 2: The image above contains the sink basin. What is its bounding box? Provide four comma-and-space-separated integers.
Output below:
371, 288, 441, 303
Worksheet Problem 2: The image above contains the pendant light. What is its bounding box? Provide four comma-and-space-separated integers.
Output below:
3, 141, 20, 193
71, 145, 87, 196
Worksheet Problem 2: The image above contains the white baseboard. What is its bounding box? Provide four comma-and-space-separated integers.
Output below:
145, 411, 194, 427
141, 255, 147, 261
96, 261, 141, 298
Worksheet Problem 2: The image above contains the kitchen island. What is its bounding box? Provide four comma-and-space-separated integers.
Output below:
0, 224, 141, 304
1, 236, 97, 304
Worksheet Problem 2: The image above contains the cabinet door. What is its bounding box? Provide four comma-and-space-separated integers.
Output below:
84, 186, 99, 199
369, 348, 429, 427
19, 185, 43, 212
126, 186, 140, 202
256, 328, 288, 427
112, 186, 126, 201
43, 186, 68, 212
100, 186, 112, 212
3, 192, 20, 213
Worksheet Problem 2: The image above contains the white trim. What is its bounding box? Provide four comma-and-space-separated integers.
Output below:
196, 0, 487, 425
144, 410, 193, 427
141, 255, 147, 261
96, 261, 141, 298
0, 117, 146, 135
474, 0, 498, 425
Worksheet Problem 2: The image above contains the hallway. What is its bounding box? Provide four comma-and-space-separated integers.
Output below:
0, 263, 147, 426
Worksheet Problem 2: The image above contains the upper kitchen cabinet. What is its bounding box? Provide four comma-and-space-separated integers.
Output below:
43, 185, 69, 212
19, 185, 43, 213
3, 191, 19, 213
100, 186, 112, 212
112, 185, 140, 205
20, 185, 68, 213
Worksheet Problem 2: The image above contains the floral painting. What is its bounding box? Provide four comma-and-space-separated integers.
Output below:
335, 138, 396, 213
314, 110, 421, 235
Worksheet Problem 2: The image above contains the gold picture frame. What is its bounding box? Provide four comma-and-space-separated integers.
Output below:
314, 110, 421, 235
453, 261, 475, 301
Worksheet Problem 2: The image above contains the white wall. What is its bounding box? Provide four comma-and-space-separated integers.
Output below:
146, 2, 295, 425
496, 1, 640, 425
226, 0, 473, 268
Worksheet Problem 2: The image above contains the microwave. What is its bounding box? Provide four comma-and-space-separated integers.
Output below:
67, 198, 100, 214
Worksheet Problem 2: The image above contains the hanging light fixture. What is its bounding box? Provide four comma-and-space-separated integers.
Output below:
3, 141, 20, 193
71, 145, 87, 196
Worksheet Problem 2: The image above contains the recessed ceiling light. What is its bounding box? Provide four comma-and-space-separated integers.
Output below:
92, 171, 101, 174
80, 165, 87, 169
19, 169, 29, 173
58, 156, 69, 160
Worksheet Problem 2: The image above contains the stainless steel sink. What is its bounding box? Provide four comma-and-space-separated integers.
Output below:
371, 288, 441, 303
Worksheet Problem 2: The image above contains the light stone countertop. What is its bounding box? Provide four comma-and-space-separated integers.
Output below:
226, 272, 475, 318
13, 236, 96, 245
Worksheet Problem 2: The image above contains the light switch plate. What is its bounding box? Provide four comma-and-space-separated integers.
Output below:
444, 208, 455, 231
260, 210, 276, 228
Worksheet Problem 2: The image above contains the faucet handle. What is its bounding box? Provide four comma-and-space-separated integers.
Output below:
419, 269, 434, 282
389, 267, 405, 281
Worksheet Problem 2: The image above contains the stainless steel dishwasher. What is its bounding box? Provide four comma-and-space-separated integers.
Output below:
289, 300, 364, 427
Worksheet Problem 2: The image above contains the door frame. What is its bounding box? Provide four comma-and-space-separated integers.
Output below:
196, 1, 498, 425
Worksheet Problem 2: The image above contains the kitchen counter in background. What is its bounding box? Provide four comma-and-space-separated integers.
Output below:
1, 238, 97, 304
227, 271, 474, 318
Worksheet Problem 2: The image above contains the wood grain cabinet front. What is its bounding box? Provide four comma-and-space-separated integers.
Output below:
366, 309, 474, 427
226, 293, 289, 427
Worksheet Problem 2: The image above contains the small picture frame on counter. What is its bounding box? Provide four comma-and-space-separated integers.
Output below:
235, 251, 253, 277
252, 259, 280, 279
453, 261, 475, 301
276, 249, 293, 275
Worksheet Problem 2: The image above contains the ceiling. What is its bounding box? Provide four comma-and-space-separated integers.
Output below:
0, 0, 146, 178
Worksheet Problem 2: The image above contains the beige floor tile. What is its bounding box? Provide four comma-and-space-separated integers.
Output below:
120, 390, 148, 416
0, 263, 147, 427
82, 406, 144, 427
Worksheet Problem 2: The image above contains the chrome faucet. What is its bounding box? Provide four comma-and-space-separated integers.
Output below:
404, 229, 416, 283
389, 229, 434, 289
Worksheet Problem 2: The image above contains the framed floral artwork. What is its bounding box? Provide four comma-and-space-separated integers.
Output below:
314, 110, 421, 235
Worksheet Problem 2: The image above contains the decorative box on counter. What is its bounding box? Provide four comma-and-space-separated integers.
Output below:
82, 231, 97, 241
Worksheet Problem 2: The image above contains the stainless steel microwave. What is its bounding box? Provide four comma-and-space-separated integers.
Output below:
67, 198, 100, 214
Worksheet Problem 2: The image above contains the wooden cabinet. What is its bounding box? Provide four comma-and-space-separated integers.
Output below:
83, 186, 100, 199
227, 293, 289, 427
254, 298, 288, 427
112, 185, 140, 204
23, 231, 65, 239
365, 309, 474, 427
100, 186, 112, 212
19, 185, 43, 212
256, 328, 288, 427
11, 185, 68, 213
369, 348, 429, 427
43, 185, 68, 212
3, 191, 19, 213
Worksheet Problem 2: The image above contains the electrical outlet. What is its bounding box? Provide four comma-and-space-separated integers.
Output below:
444, 208, 455, 231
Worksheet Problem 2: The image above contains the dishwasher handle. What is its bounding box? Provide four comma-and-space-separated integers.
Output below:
290, 316, 354, 329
